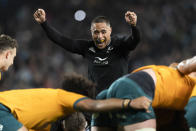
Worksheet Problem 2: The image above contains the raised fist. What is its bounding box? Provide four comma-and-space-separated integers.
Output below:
34, 9, 46, 24
125, 11, 137, 26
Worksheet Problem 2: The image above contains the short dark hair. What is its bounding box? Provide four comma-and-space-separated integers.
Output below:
50, 112, 86, 131
61, 73, 96, 98
0, 34, 18, 53
62, 112, 86, 131
91, 16, 110, 26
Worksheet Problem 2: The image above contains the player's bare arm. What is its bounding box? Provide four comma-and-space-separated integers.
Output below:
125, 11, 137, 26
75, 96, 151, 113
177, 56, 196, 74
34, 8, 46, 24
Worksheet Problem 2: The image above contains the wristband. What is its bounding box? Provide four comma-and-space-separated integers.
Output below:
122, 99, 131, 109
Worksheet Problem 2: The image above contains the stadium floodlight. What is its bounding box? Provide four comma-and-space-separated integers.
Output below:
74, 10, 86, 21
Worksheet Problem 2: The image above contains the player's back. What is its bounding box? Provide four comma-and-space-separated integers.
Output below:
133, 65, 195, 110
0, 88, 85, 130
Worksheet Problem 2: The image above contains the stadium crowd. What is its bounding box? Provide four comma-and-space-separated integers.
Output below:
0, 0, 195, 91
0, 0, 195, 131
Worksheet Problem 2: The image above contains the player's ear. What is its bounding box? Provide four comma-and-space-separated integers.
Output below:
5, 51, 10, 59
110, 26, 112, 32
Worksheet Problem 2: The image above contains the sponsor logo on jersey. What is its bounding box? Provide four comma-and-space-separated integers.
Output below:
107, 46, 114, 53
108, 46, 114, 51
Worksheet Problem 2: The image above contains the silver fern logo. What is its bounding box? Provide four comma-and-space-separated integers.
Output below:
93, 57, 109, 65
95, 57, 108, 61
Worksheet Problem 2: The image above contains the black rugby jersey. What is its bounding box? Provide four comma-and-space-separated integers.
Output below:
41, 21, 140, 94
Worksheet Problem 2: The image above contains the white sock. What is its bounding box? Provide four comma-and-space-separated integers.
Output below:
136, 128, 156, 131
190, 128, 196, 131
